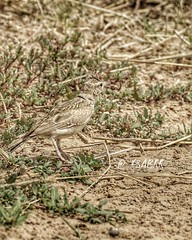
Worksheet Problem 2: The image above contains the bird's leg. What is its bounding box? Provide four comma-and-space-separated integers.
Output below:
56, 138, 71, 161
51, 137, 71, 164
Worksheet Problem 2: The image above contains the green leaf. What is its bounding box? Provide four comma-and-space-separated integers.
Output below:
6, 173, 17, 184
99, 199, 108, 208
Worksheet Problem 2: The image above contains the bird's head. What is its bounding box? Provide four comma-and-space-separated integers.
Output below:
83, 75, 107, 97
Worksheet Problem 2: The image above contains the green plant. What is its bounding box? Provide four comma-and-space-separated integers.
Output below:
134, 108, 164, 127
0, 200, 28, 226
41, 186, 126, 224
67, 154, 104, 183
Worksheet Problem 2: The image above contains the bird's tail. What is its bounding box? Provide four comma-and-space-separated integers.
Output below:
8, 108, 52, 152
8, 123, 40, 152
8, 133, 35, 152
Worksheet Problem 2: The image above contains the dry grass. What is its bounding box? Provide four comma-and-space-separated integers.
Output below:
0, 0, 192, 239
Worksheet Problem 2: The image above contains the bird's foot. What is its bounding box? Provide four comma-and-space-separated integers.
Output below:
57, 150, 72, 166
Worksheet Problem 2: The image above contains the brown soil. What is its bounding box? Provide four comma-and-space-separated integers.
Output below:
0, 0, 192, 239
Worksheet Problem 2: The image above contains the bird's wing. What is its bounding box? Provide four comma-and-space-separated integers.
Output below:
8, 95, 94, 151
34, 96, 94, 136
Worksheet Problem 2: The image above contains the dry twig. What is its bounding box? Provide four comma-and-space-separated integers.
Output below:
78, 140, 111, 198
1, 172, 192, 189
67, 0, 132, 20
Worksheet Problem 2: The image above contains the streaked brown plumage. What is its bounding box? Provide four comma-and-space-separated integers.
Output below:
34, 93, 95, 138
9, 92, 95, 163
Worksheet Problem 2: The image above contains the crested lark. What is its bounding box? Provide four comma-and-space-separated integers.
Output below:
9, 77, 103, 163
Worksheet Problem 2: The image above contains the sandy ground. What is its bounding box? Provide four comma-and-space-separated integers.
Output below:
1, 139, 192, 240
0, 0, 192, 239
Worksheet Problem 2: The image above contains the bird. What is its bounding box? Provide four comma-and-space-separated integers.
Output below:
8, 76, 103, 163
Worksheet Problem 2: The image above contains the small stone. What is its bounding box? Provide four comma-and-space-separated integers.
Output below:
108, 227, 119, 238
